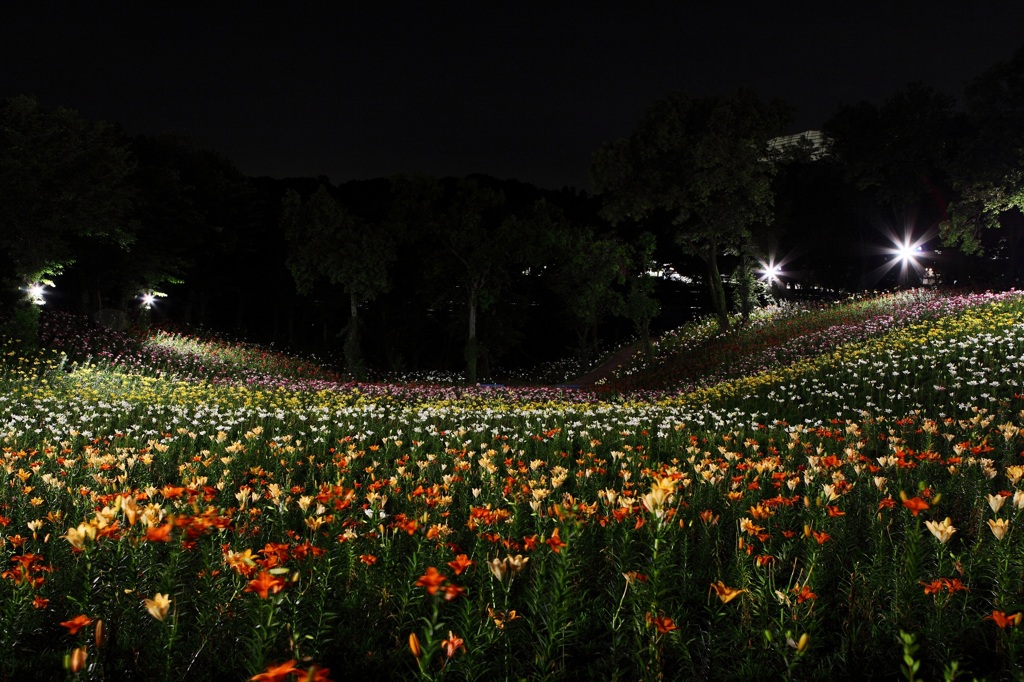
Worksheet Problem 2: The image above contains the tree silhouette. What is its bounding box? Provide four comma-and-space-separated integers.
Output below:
282, 185, 396, 377
592, 90, 789, 331
0, 95, 135, 286
943, 45, 1024, 279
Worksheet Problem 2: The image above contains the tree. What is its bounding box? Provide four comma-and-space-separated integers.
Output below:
620, 232, 660, 360
60, 135, 258, 318
825, 83, 956, 214
824, 84, 956, 288
432, 178, 516, 382
398, 176, 541, 382
0, 95, 136, 286
592, 90, 789, 331
282, 185, 396, 377
0, 95, 135, 347
547, 226, 629, 364
942, 45, 1024, 275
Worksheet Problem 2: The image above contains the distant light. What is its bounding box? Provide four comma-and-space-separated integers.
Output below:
647, 264, 694, 284
140, 293, 157, 309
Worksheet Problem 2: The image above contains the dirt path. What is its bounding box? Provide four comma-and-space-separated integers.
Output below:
565, 341, 642, 387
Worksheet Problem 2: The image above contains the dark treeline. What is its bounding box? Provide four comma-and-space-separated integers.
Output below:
2, 44, 1024, 380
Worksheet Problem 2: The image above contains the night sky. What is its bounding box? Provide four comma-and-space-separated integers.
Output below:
3, 2, 1024, 190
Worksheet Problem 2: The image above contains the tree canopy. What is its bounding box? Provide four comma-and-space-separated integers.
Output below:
825, 83, 956, 215
591, 89, 790, 331
942, 45, 1024, 264
0, 95, 136, 285
282, 184, 397, 376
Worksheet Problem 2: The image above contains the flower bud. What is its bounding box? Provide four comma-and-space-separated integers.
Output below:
67, 647, 88, 673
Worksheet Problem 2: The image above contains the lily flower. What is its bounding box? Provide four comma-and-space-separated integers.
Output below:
244, 570, 286, 599
143, 593, 172, 621
645, 612, 679, 634
988, 611, 1023, 628
414, 566, 447, 595
987, 494, 1007, 514
988, 517, 1010, 541
61, 614, 93, 635
900, 493, 929, 516
250, 660, 299, 682
447, 554, 474, 575
924, 517, 957, 544
487, 557, 508, 581
793, 584, 817, 604
441, 631, 466, 659
710, 581, 745, 604
545, 528, 567, 553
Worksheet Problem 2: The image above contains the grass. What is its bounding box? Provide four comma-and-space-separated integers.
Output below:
1, 288, 1024, 680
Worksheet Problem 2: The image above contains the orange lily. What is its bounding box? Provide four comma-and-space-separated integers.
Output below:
900, 493, 929, 516
250, 659, 298, 681
443, 583, 466, 601
988, 611, 1023, 628
60, 614, 93, 635
545, 528, 567, 553
145, 523, 172, 542
645, 612, 679, 634
244, 570, 286, 599
441, 631, 466, 659
414, 567, 447, 596
447, 554, 474, 575
710, 581, 745, 604
793, 584, 817, 603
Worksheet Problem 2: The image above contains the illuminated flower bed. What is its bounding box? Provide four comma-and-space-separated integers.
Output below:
2, 291, 1024, 679
611, 289, 1020, 395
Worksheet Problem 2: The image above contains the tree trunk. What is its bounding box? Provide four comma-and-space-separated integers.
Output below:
738, 256, 753, 324
465, 284, 479, 383
345, 291, 364, 378
1006, 210, 1024, 283
639, 319, 653, 362
575, 326, 591, 365
704, 249, 730, 332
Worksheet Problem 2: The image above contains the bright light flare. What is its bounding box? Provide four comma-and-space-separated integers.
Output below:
865, 224, 938, 288
894, 241, 923, 264
24, 283, 47, 306
139, 291, 166, 310
757, 253, 793, 284
758, 262, 783, 282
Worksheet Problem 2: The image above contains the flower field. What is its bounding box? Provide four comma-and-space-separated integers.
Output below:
3, 289, 1024, 680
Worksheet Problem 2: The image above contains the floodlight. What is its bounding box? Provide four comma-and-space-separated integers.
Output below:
25, 283, 47, 305
895, 241, 922, 264
758, 261, 783, 283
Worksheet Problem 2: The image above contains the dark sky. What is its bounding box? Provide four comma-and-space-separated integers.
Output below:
3, 2, 1023, 190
